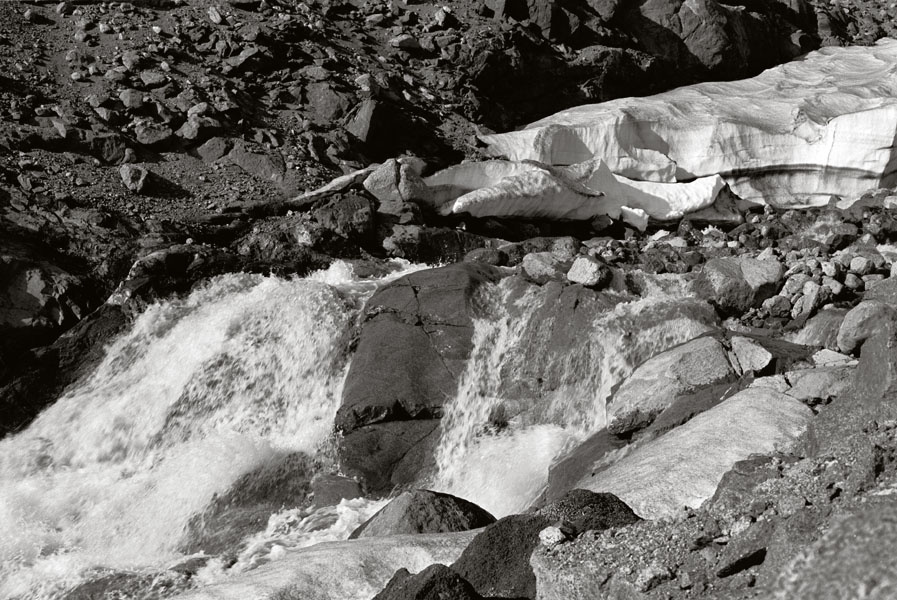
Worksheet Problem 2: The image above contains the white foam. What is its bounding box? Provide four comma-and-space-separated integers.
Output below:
0, 262, 423, 598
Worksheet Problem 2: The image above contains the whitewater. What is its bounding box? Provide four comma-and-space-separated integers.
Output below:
0, 259, 712, 599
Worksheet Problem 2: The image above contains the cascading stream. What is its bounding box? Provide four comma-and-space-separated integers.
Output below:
430, 274, 717, 517
0, 261, 424, 599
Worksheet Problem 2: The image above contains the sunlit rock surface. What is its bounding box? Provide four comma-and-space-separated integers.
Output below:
575, 388, 813, 519
174, 531, 478, 600
479, 40, 897, 207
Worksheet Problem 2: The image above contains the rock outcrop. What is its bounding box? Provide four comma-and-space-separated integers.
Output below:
577, 387, 814, 519
337, 264, 503, 493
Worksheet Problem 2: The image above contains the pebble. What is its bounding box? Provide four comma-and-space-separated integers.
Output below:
850, 256, 873, 275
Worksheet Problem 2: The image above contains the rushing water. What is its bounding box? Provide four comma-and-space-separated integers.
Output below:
430, 275, 716, 517
0, 259, 715, 599
0, 261, 424, 599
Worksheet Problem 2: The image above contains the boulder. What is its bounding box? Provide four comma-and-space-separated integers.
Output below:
480, 42, 897, 206
337, 264, 503, 491
374, 564, 483, 600
350, 490, 495, 539
227, 144, 285, 185
696, 256, 784, 315
119, 163, 149, 193
576, 387, 814, 519
521, 252, 567, 284
606, 335, 736, 435
364, 158, 432, 205
772, 500, 897, 599
381, 226, 490, 264
535, 489, 641, 534
312, 193, 375, 243
451, 514, 552, 599
566, 255, 612, 288
836, 300, 897, 354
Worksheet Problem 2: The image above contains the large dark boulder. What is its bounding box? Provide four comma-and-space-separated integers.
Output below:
350, 489, 495, 539
374, 564, 484, 600
336, 264, 503, 492
451, 514, 552, 599
536, 489, 641, 534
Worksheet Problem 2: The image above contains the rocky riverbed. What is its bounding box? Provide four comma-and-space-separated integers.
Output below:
4, 0, 897, 598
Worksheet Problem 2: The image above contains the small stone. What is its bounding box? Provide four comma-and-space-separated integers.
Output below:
821, 260, 841, 279
849, 256, 873, 275
782, 273, 812, 297
389, 34, 421, 49
121, 50, 140, 71
844, 272, 864, 290
538, 526, 568, 549
139, 70, 166, 87
119, 89, 144, 109
822, 276, 844, 296
566, 256, 612, 289
636, 563, 673, 593
522, 252, 566, 285
119, 164, 149, 193
762, 295, 792, 318
208, 6, 223, 24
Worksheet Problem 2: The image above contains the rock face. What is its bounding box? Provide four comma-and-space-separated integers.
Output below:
577, 388, 814, 519
480, 41, 897, 207
772, 500, 897, 599
605, 335, 736, 435
337, 264, 503, 492
350, 490, 495, 539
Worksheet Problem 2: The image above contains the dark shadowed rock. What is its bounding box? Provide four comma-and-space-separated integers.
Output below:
536, 489, 641, 534
337, 264, 502, 492
542, 430, 627, 505
337, 264, 502, 432
373, 564, 484, 600
350, 489, 495, 539
313, 193, 375, 244
382, 226, 491, 263
311, 474, 363, 508
180, 452, 315, 557
452, 514, 552, 599
338, 419, 441, 493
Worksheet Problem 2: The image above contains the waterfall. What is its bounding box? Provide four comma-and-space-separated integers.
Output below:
430, 274, 717, 517
0, 261, 424, 599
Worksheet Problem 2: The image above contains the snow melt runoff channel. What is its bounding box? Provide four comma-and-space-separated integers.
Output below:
0, 260, 711, 599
